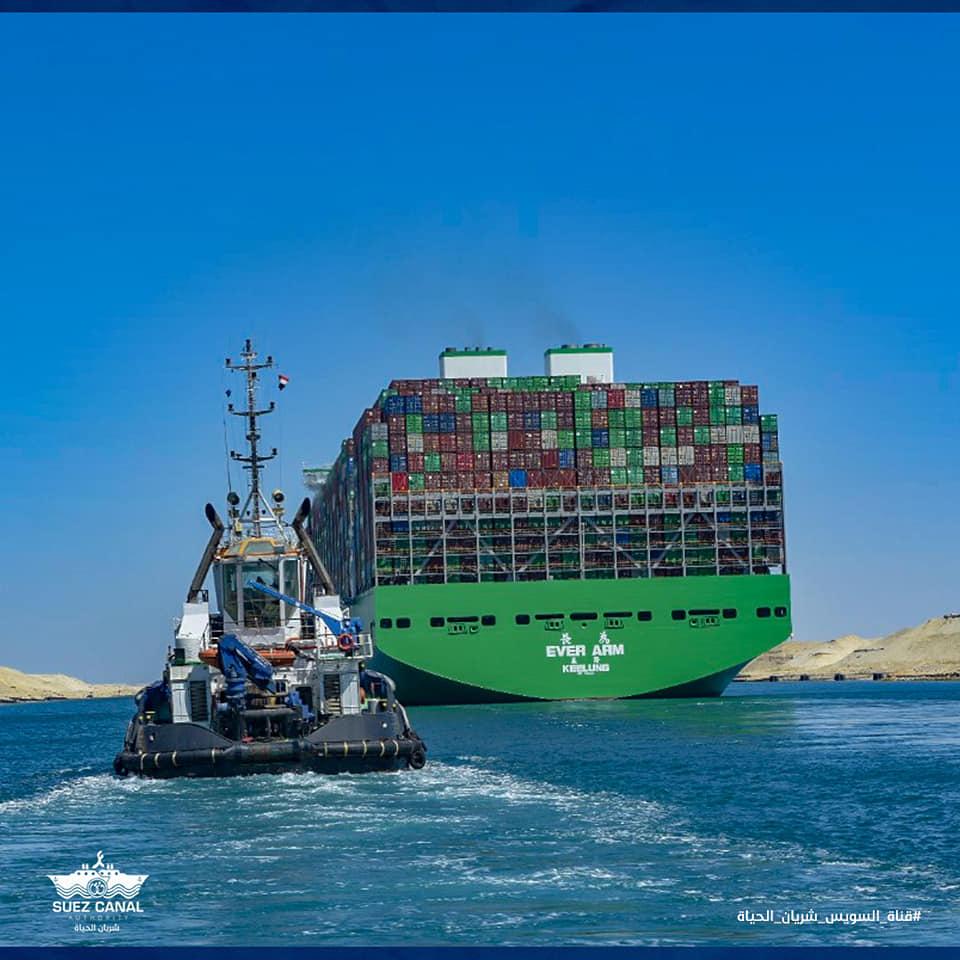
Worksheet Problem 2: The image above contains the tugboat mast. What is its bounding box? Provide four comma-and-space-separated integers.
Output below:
226, 338, 278, 538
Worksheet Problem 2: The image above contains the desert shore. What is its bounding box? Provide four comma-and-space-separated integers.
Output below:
737, 615, 960, 681
0, 666, 140, 704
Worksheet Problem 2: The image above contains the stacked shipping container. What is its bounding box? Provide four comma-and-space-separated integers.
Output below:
311, 376, 785, 595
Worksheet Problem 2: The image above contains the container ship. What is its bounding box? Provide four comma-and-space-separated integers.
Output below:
307, 345, 790, 705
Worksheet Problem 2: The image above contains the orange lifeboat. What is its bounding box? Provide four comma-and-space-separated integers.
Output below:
198, 646, 296, 667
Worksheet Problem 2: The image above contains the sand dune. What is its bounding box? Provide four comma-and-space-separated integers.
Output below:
0, 666, 140, 703
739, 615, 960, 680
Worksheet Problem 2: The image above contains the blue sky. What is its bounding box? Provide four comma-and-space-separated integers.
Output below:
2, 15, 959, 681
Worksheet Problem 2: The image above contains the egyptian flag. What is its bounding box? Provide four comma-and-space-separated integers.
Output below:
278, 374, 290, 391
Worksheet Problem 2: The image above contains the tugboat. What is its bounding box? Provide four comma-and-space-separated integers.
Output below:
114, 340, 426, 778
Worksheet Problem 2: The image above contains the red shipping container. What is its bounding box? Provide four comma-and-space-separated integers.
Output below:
508, 412, 524, 430
455, 414, 471, 432
407, 453, 424, 471
742, 385, 759, 404
391, 473, 409, 494
387, 415, 406, 433
371, 458, 389, 474
439, 434, 456, 452
455, 433, 473, 452
423, 434, 440, 453
608, 389, 625, 409
508, 430, 525, 450
507, 393, 523, 412
524, 452, 542, 469
491, 451, 509, 470
558, 469, 576, 487
675, 383, 693, 405
646, 466, 661, 484
542, 449, 559, 469
693, 406, 710, 426
474, 452, 491, 470
489, 393, 507, 412
557, 410, 574, 429
677, 426, 694, 445
441, 452, 458, 471
439, 395, 456, 413
524, 431, 542, 450
539, 392, 557, 411
474, 472, 492, 490
425, 473, 441, 491
694, 447, 710, 466
642, 427, 659, 446
679, 466, 696, 484
526, 470, 544, 489
693, 465, 711, 482
492, 471, 510, 489
642, 408, 660, 427
556, 392, 574, 410
592, 409, 609, 428
508, 450, 524, 468
457, 472, 474, 489
389, 436, 406, 454
456, 452, 474, 471
744, 443, 761, 461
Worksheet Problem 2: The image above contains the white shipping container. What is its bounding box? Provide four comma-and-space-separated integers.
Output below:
724, 386, 741, 405
661, 447, 678, 466
610, 447, 626, 467
491, 431, 508, 451
625, 389, 642, 408
726, 425, 745, 444
541, 429, 558, 449
406, 434, 424, 452
743, 425, 760, 444
710, 426, 727, 444
371, 423, 388, 440
643, 446, 661, 467
678, 445, 695, 466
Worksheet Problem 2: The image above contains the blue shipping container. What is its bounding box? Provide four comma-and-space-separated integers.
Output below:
438, 413, 456, 433
509, 468, 527, 488
404, 395, 423, 414
641, 388, 658, 408
744, 463, 762, 482
558, 449, 575, 468
592, 428, 610, 448
423, 413, 439, 432
523, 411, 541, 429
389, 454, 408, 472
384, 396, 405, 415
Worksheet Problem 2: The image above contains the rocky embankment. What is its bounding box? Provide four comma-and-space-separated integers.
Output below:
0, 666, 140, 703
739, 615, 960, 681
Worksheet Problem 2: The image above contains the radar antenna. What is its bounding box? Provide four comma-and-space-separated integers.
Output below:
226, 339, 278, 537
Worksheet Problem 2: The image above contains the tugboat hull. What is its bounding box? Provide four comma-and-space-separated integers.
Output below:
114, 713, 426, 779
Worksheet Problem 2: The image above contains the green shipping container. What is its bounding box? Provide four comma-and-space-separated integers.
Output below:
472, 412, 489, 432
490, 412, 508, 432
609, 429, 626, 448
371, 440, 389, 458
406, 414, 423, 434
473, 433, 491, 452
627, 448, 643, 467
709, 406, 725, 425
659, 427, 677, 446
675, 406, 693, 426
424, 453, 441, 472
625, 428, 642, 447
557, 429, 575, 448
541, 411, 558, 430
608, 410, 626, 429
627, 466, 645, 484
575, 428, 592, 448
409, 473, 425, 491
725, 406, 742, 426
456, 397, 472, 413
728, 464, 745, 482
694, 426, 711, 445
728, 444, 744, 464
593, 448, 611, 468
761, 414, 779, 432
611, 468, 627, 486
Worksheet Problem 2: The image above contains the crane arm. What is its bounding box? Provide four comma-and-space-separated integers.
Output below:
244, 578, 361, 639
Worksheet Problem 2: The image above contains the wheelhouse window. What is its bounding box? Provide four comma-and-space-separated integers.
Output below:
222, 563, 239, 621
282, 560, 300, 622
243, 560, 281, 628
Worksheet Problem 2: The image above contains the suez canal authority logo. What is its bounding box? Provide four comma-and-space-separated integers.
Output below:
545, 629, 625, 676
48, 850, 148, 921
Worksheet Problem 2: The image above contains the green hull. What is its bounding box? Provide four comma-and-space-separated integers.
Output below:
356, 575, 790, 705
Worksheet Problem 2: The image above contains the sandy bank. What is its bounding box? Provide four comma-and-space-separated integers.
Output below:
0, 666, 140, 704
739, 615, 960, 681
